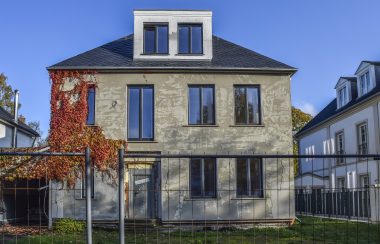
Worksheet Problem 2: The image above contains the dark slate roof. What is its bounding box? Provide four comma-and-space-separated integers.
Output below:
0, 107, 40, 137
340, 76, 357, 82
48, 34, 296, 72
296, 84, 380, 137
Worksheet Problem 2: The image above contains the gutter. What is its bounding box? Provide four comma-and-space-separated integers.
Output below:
295, 90, 380, 139
46, 66, 297, 76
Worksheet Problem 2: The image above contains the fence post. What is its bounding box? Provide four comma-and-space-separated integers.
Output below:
85, 147, 92, 244
118, 148, 125, 244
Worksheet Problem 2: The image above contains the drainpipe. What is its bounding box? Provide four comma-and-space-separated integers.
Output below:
12, 90, 19, 148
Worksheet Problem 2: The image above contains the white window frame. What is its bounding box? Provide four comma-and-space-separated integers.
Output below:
337, 86, 348, 108
358, 69, 373, 96
335, 131, 345, 165
357, 122, 368, 155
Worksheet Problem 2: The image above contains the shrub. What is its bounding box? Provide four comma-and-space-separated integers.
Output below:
54, 218, 85, 233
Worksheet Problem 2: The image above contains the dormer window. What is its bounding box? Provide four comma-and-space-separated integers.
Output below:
143, 24, 168, 54
337, 86, 348, 108
178, 24, 203, 54
359, 71, 372, 96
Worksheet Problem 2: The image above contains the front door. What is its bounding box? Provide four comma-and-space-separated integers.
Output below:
129, 169, 153, 219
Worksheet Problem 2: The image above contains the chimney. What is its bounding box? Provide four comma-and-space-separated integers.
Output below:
14, 89, 19, 123
12, 89, 19, 147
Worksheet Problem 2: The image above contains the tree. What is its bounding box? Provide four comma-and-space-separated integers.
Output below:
0, 73, 20, 115
27, 121, 47, 146
292, 106, 313, 176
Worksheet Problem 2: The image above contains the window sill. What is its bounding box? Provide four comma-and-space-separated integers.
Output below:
184, 197, 218, 201
176, 53, 204, 56
140, 53, 169, 56
231, 197, 265, 200
183, 125, 219, 127
85, 124, 98, 127
126, 140, 158, 143
229, 124, 265, 127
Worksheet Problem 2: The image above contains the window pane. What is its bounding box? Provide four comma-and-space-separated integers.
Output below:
190, 159, 202, 197
157, 26, 168, 53
179, 26, 190, 53
204, 158, 216, 197
142, 88, 153, 139
189, 87, 201, 124
247, 87, 259, 124
191, 26, 202, 54
236, 159, 248, 196
144, 27, 155, 54
202, 87, 214, 124
250, 159, 263, 197
235, 87, 247, 124
86, 87, 95, 125
128, 88, 140, 139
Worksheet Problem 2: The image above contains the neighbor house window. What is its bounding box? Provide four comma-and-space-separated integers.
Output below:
359, 71, 372, 96
128, 86, 154, 141
234, 86, 261, 125
81, 168, 95, 199
360, 175, 370, 189
335, 131, 345, 165
337, 177, 345, 190
337, 86, 348, 108
357, 122, 368, 155
188, 85, 215, 125
236, 158, 263, 198
86, 87, 95, 125
178, 24, 203, 54
190, 158, 216, 198
144, 24, 168, 54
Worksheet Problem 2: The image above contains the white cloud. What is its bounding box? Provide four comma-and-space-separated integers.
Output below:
298, 102, 317, 116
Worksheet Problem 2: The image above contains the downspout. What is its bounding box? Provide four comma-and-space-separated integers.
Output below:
12, 90, 19, 148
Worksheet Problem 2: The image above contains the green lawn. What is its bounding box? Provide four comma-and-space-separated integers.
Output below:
7, 216, 380, 243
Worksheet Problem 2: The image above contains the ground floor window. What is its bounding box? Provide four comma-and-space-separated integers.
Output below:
190, 158, 216, 198
236, 158, 263, 198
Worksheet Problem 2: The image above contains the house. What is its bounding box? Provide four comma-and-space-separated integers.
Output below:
47, 10, 296, 225
294, 61, 380, 221
0, 90, 41, 223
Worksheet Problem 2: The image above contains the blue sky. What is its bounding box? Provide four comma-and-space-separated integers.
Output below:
1, 0, 380, 136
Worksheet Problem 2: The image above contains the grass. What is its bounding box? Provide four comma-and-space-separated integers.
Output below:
6, 216, 380, 243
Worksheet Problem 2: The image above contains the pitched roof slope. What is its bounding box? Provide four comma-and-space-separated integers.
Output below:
0, 107, 40, 137
296, 84, 380, 137
48, 35, 296, 72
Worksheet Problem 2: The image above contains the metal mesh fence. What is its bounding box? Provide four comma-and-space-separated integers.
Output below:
1, 150, 380, 243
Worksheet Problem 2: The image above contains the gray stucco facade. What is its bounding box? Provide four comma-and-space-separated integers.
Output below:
51, 72, 295, 224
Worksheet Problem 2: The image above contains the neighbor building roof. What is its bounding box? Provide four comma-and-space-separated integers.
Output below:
0, 107, 40, 137
48, 34, 296, 74
295, 84, 380, 138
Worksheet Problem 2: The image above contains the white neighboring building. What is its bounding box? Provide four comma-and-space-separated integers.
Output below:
294, 61, 380, 221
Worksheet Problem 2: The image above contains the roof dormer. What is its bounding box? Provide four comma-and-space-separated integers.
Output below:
354, 61, 378, 97
133, 10, 213, 61
335, 77, 357, 109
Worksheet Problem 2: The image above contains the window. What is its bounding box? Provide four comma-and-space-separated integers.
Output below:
86, 87, 95, 125
337, 86, 348, 108
188, 85, 215, 125
360, 175, 370, 189
190, 158, 216, 198
234, 86, 261, 125
128, 86, 154, 141
144, 24, 168, 54
178, 24, 203, 54
357, 122, 368, 155
359, 71, 371, 96
81, 168, 95, 198
335, 132, 345, 165
236, 158, 263, 198
337, 177, 345, 190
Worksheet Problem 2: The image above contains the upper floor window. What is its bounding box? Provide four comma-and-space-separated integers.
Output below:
128, 86, 154, 141
359, 71, 372, 96
188, 85, 215, 125
337, 86, 348, 108
236, 158, 263, 198
335, 131, 345, 165
86, 87, 95, 125
144, 24, 168, 54
234, 86, 261, 125
357, 122, 368, 155
178, 24, 203, 54
190, 158, 216, 198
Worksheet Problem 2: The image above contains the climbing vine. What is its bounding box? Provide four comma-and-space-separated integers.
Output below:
0, 70, 126, 185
